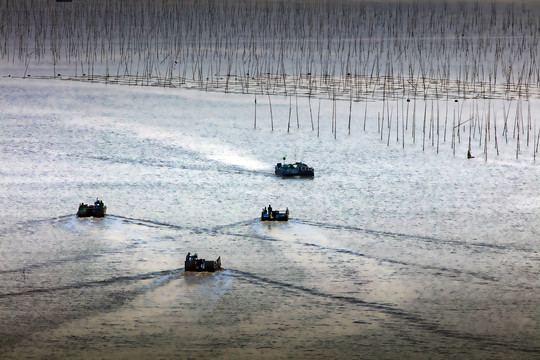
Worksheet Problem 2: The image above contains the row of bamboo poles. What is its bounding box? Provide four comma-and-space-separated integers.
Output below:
2, 0, 538, 91
1, 0, 539, 159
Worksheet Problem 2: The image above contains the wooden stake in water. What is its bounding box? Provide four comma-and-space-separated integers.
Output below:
333, 95, 337, 140
317, 99, 321, 138
254, 95, 257, 129
359, 98, 365, 133
296, 94, 300, 129
494, 111, 499, 156
422, 99, 427, 151
268, 94, 274, 131
485, 107, 489, 162
348, 91, 352, 135
288, 95, 292, 133
309, 96, 314, 131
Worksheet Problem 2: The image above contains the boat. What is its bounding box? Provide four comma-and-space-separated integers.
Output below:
275, 162, 314, 177
77, 198, 107, 217
185, 253, 221, 272
261, 205, 289, 221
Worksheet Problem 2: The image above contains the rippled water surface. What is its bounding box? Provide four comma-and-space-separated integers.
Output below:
1, 78, 539, 359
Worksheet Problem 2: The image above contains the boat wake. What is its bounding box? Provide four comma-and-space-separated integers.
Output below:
299, 241, 499, 283
227, 269, 540, 354
300, 219, 534, 253
0, 268, 184, 299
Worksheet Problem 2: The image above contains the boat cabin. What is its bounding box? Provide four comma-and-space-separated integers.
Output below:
275, 162, 314, 177
185, 253, 221, 272
261, 205, 289, 221
77, 198, 107, 217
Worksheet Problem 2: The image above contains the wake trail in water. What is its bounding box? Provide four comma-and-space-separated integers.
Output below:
0, 268, 184, 299
301, 219, 534, 253
211, 218, 264, 231
88, 154, 273, 177
0, 254, 102, 275
228, 269, 540, 354
2, 214, 74, 236
108, 215, 263, 237
300, 241, 499, 282
13, 216, 518, 285
108, 215, 192, 231
210, 223, 504, 284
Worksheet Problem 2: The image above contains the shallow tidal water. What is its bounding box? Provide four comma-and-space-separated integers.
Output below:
0, 78, 539, 359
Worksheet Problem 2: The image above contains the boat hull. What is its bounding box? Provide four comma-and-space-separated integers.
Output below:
275, 162, 314, 177
261, 211, 289, 221
77, 204, 107, 217
185, 257, 221, 272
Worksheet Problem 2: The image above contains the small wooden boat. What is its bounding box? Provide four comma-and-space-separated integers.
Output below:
261, 206, 289, 221
77, 199, 106, 217
185, 253, 221, 272
275, 162, 314, 177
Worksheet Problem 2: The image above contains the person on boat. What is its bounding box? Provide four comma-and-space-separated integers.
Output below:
186, 252, 191, 262
268, 205, 272, 218
262, 207, 267, 215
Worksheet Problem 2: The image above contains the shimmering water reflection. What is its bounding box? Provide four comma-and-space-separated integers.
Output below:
0, 79, 538, 359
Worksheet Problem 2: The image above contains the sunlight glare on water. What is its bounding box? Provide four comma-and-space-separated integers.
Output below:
0, 77, 539, 359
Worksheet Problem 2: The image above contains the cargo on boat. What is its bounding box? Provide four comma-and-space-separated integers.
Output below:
275, 162, 314, 177
77, 199, 106, 217
185, 253, 221, 272
261, 205, 289, 221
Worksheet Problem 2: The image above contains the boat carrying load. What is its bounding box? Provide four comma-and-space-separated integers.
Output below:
275, 161, 314, 177
261, 205, 289, 221
77, 198, 106, 217
185, 253, 221, 272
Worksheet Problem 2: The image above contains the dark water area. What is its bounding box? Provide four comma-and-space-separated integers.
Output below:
0, 78, 538, 359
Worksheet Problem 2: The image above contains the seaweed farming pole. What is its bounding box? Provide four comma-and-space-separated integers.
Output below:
527, 101, 531, 147
396, 98, 400, 143
422, 99, 427, 151
317, 99, 321, 138
387, 103, 392, 147
254, 95, 257, 129
437, 100, 440, 154
268, 94, 274, 131
485, 106, 489, 161
535, 116, 539, 161
503, 101, 510, 143
444, 95, 449, 142
494, 111, 499, 156
402, 99, 405, 149
331, 94, 337, 139
309, 96, 314, 131
296, 94, 299, 129
468, 114, 473, 158
534, 117, 537, 162
363, 100, 367, 132
412, 98, 417, 143
348, 91, 352, 135
288, 95, 292, 133
452, 109, 456, 157
516, 105, 520, 159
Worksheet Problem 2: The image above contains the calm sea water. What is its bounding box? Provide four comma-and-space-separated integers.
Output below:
1, 78, 538, 359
